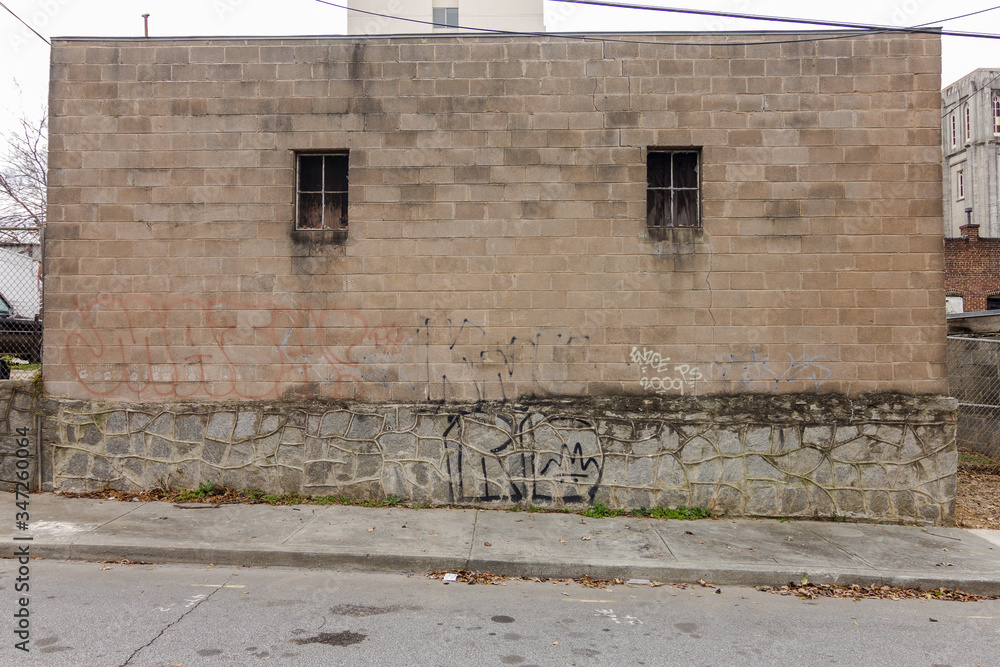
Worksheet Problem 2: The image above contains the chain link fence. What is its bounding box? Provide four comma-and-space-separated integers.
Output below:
947, 335, 1000, 475
0, 243, 41, 378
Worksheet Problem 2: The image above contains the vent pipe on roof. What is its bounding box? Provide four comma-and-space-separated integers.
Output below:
142, 13, 150, 38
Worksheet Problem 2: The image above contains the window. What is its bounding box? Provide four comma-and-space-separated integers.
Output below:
296, 152, 348, 231
646, 150, 700, 229
957, 169, 964, 200
951, 114, 957, 147
994, 92, 1000, 135
966, 106, 971, 142
433, 7, 459, 28
945, 295, 964, 314
988, 295, 1000, 311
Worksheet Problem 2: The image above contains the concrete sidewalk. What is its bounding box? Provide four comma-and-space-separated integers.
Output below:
11, 494, 1000, 594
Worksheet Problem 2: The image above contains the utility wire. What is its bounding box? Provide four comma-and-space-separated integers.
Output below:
552, 0, 1000, 40
327, 0, 906, 48
934, 5, 1000, 24
0, 0, 50, 45
942, 71, 1000, 117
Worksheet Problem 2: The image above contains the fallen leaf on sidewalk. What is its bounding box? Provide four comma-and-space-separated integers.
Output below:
581, 536, 592, 541
484, 542, 492, 547
367, 527, 375, 532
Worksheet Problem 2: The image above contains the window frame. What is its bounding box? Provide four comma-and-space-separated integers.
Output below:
294, 151, 349, 232
645, 148, 702, 231
432, 7, 459, 28
957, 168, 964, 200
945, 295, 964, 314
951, 114, 957, 147
993, 92, 1000, 136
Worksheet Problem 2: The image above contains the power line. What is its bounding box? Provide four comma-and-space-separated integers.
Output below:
325, 0, 905, 49
942, 71, 1000, 118
552, 0, 1000, 40
0, 1, 49, 45
934, 5, 1000, 24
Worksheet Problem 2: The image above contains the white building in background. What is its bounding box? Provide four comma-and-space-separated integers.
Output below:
347, 0, 545, 35
0, 247, 40, 317
943, 68, 1000, 238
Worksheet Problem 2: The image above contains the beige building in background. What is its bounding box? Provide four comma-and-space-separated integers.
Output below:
347, 0, 545, 35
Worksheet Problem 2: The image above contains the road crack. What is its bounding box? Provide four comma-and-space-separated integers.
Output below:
119, 572, 235, 666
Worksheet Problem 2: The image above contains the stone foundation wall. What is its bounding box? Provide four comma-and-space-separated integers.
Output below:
42, 394, 957, 523
0, 381, 40, 492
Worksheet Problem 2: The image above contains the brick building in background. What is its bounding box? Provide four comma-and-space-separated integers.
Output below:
945, 223, 1000, 313
39, 31, 957, 522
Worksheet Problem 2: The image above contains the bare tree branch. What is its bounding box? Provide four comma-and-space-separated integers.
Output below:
0, 109, 46, 245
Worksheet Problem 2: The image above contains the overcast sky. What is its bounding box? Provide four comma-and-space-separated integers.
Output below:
2, 0, 999, 137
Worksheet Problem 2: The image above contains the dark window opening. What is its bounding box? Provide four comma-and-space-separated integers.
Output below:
647, 150, 700, 230
433, 7, 459, 28
987, 295, 1000, 310
296, 152, 348, 231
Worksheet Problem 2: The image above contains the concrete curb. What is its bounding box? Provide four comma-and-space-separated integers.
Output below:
32, 541, 1000, 596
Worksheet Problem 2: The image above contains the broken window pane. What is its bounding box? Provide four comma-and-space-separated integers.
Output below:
296, 152, 348, 231
675, 190, 698, 228
646, 188, 667, 228
647, 152, 669, 188
324, 154, 349, 193
673, 152, 698, 189
646, 149, 700, 229
324, 192, 348, 230
298, 192, 323, 229
299, 155, 323, 192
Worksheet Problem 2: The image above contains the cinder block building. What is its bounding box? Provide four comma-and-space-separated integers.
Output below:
40, 30, 956, 522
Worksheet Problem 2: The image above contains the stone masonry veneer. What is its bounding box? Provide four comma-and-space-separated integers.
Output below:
0, 381, 40, 492
44, 394, 957, 523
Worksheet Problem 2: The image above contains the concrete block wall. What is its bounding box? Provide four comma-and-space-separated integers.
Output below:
45, 32, 946, 405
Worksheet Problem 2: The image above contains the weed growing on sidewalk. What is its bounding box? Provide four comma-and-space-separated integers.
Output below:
175, 482, 219, 502
58, 485, 714, 521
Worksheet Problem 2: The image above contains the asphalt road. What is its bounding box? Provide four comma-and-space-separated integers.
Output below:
2, 559, 998, 666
